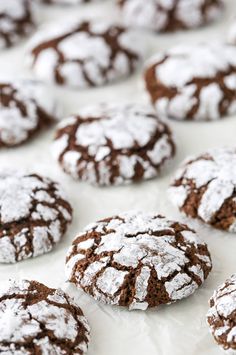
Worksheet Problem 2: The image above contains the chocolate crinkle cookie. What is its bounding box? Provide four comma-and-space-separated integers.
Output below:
0, 0, 35, 49
52, 103, 176, 185
66, 210, 212, 310
118, 0, 223, 32
27, 20, 144, 88
169, 147, 236, 232
0, 279, 90, 354
0, 170, 72, 263
207, 274, 236, 354
0, 80, 59, 147
145, 43, 236, 121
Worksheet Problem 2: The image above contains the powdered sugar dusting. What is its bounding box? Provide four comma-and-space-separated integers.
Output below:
0, 0, 34, 49
119, 0, 223, 32
169, 147, 236, 232
207, 274, 236, 353
0, 170, 72, 263
66, 210, 211, 310
0, 80, 58, 147
74, 105, 160, 149
52, 103, 175, 185
155, 44, 236, 87
27, 19, 144, 88
0, 279, 90, 354
146, 43, 236, 121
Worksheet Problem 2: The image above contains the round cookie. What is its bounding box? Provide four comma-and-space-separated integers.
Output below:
66, 210, 212, 310
0, 170, 72, 263
207, 274, 236, 354
144, 43, 236, 121
0, 0, 35, 49
27, 20, 144, 88
169, 147, 236, 232
52, 103, 176, 185
0, 279, 90, 354
0, 80, 59, 147
118, 0, 223, 32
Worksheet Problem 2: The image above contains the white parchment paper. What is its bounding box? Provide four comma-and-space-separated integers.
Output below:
0, 1, 235, 354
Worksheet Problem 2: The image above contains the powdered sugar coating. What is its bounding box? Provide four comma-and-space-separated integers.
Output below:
52, 103, 176, 185
119, 0, 223, 32
66, 210, 212, 310
0, 279, 90, 354
0, 170, 72, 263
145, 43, 236, 121
169, 147, 236, 232
27, 19, 144, 88
207, 274, 236, 354
0, 80, 59, 147
0, 0, 35, 49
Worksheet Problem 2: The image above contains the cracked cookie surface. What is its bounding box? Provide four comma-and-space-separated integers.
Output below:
0, 170, 72, 263
52, 103, 176, 185
0, 0, 35, 49
145, 43, 236, 121
27, 20, 144, 88
0, 279, 90, 354
0, 80, 58, 147
207, 274, 236, 354
169, 147, 236, 232
66, 210, 212, 310
118, 0, 223, 32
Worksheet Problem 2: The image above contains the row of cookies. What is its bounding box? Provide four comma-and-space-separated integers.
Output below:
3, 75, 236, 203
0, 32, 236, 156
1, 141, 236, 263
27, 29, 236, 121
0, 0, 226, 50
0, 193, 235, 353
1, 95, 235, 353
3, 32, 236, 146
1, 273, 234, 353
2, 1, 236, 122
1, 99, 235, 348
0, 76, 236, 230
1, 1, 236, 354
